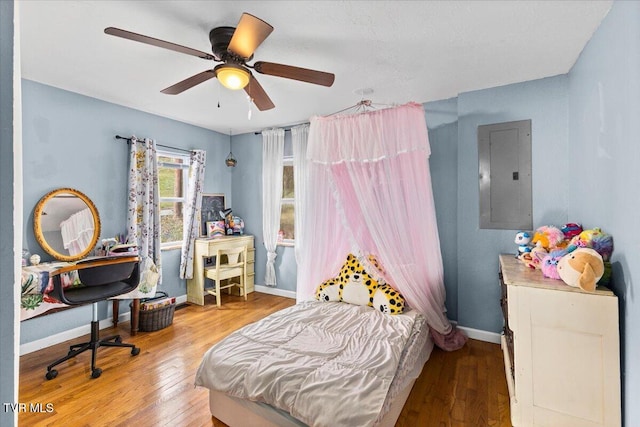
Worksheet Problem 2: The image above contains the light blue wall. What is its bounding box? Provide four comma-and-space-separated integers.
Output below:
231, 131, 297, 292
567, 1, 640, 423
20, 80, 231, 344
456, 75, 569, 332
1, 1, 17, 425
424, 97, 459, 319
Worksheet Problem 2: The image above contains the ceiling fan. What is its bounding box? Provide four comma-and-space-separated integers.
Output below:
104, 13, 335, 111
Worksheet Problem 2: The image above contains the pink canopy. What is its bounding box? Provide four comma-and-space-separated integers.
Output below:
297, 102, 465, 350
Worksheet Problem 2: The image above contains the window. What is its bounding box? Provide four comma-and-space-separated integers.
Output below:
158, 151, 190, 248
279, 157, 295, 244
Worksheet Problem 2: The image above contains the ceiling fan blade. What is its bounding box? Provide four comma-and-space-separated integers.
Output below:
244, 75, 275, 111
253, 61, 335, 87
161, 70, 216, 95
227, 13, 274, 59
105, 27, 216, 60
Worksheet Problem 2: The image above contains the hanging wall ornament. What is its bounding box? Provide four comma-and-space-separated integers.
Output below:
225, 131, 237, 167
225, 152, 237, 167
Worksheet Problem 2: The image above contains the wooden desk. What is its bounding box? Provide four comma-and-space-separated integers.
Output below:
21, 259, 141, 335
111, 299, 139, 335
187, 235, 255, 306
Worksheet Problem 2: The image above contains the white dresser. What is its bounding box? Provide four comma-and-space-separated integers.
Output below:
499, 254, 620, 427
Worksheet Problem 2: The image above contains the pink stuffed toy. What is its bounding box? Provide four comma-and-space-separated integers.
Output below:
531, 225, 565, 250
541, 249, 568, 279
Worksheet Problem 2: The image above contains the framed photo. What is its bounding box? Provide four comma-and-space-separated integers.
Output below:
200, 193, 225, 236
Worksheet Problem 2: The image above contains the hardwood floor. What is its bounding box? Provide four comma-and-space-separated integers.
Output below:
19, 293, 510, 426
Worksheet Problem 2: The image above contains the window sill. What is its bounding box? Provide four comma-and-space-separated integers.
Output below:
277, 241, 295, 248
161, 244, 182, 251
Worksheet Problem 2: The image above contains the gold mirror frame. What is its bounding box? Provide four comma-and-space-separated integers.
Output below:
33, 188, 101, 262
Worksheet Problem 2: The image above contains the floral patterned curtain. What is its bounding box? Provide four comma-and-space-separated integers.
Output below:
126, 137, 162, 290
179, 149, 207, 279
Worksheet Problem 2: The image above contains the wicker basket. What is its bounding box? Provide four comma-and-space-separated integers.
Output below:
134, 292, 176, 332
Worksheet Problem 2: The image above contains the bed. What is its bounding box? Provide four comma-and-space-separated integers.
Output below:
195, 300, 433, 427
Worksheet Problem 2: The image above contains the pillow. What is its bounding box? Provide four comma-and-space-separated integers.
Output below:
338, 254, 379, 307
315, 253, 403, 314
372, 284, 405, 315
315, 278, 342, 302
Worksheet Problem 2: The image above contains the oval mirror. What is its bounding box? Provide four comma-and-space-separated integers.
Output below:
33, 188, 101, 262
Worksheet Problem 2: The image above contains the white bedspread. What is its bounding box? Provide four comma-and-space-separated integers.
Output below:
195, 301, 419, 427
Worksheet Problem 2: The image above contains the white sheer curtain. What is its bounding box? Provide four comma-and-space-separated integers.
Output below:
179, 149, 206, 279
262, 128, 285, 287
291, 124, 309, 264
298, 103, 465, 350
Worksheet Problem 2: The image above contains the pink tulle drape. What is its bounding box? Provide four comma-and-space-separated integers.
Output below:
297, 102, 465, 351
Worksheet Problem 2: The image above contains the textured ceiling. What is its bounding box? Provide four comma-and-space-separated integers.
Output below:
19, 0, 612, 135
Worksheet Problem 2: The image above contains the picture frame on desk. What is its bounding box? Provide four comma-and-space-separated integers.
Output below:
200, 193, 225, 237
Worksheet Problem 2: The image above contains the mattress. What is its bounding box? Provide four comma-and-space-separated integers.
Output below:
196, 301, 433, 427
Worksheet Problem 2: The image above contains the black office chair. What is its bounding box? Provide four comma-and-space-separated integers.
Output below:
45, 256, 141, 380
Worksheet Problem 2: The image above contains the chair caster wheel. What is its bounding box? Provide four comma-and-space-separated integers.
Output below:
131, 347, 140, 356
91, 368, 102, 379
45, 370, 58, 380
115, 336, 122, 343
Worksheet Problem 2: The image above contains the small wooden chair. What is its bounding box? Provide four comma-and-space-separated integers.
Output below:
205, 246, 248, 307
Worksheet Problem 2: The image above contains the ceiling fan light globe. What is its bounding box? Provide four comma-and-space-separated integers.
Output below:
215, 64, 250, 90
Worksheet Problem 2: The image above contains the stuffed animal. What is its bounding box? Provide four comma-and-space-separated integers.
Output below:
520, 245, 547, 269
372, 284, 405, 315
567, 228, 614, 261
339, 254, 379, 306
557, 248, 604, 292
561, 223, 583, 240
315, 279, 342, 302
514, 231, 532, 257
541, 249, 568, 280
531, 225, 565, 250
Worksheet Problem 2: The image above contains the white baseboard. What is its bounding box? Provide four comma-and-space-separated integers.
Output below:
456, 325, 502, 344
20, 295, 188, 356
254, 285, 297, 299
